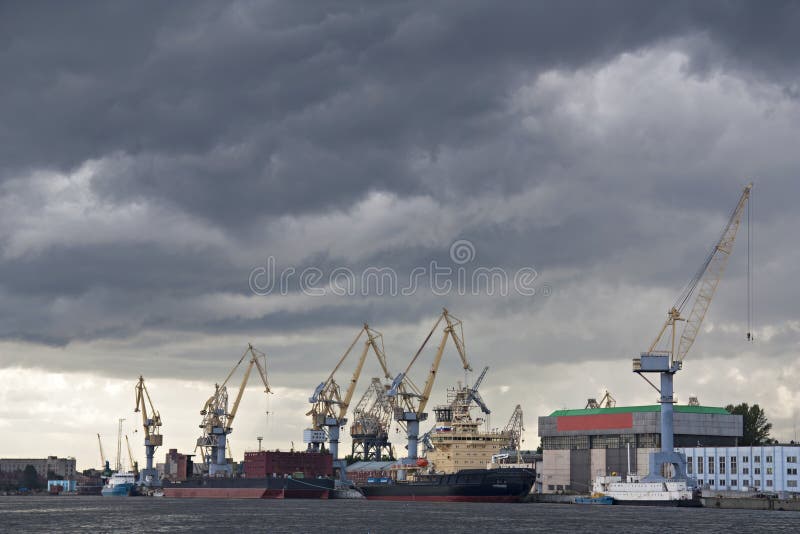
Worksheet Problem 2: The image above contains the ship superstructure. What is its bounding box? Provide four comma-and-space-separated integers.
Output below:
426, 382, 509, 473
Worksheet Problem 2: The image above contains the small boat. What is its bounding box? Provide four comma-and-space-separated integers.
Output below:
101, 472, 136, 497
575, 495, 614, 505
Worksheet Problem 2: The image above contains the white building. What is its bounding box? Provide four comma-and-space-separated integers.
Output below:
678, 445, 800, 493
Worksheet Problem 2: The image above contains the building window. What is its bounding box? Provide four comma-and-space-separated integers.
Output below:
709, 480, 715, 486
754, 455, 761, 463
719, 457, 726, 475
788, 480, 798, 488
708, 457, 715, 475
767, 480, 773, 487
754, 468, 761, 475
541, 435, 590, 450
755, 480, 761, 487
787, 456, 797, 464
731, 456, 737, 474
731, 480, 738, 487
698, 458, 704, 474
742, 456, 749, 463
767, 467, 773, 475
697, 479, 703, 485
787, 468, 798, 476
687, 457, 693, 475
590, 435, 621, 449
766, 456, 773, 463
743, 467, 749, 475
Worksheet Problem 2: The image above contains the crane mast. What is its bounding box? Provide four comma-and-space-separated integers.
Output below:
197, 344, 271, 477
305, 324, 390, 465
387, 308, 472, 474
633, 183, 751, 483
134, 376, 163, 486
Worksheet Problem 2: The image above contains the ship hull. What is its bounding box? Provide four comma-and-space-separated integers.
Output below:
359, 468, 534, 503
101, 483, 134, 497
162, 477, 334, 499
613, 498, 701, 507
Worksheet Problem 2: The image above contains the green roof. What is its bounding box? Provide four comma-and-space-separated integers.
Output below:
549, 405, 730, 417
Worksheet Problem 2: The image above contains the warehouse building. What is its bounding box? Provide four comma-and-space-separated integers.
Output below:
678, 444, 800, 493
538, 405, 742, 493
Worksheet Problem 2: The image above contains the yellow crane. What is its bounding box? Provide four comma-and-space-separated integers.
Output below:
134, 376, 163, 486
387, 308, 472, 471
305, 324, 391, 463
197, 344, 271, 476
97, 433, 106, 468
125, 435, 138, 475
633, 183, 751, 482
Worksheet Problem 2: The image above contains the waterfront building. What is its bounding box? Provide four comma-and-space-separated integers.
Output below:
678, 444, 800, 493
537, 405, 742, 493
0, 456, 77, 479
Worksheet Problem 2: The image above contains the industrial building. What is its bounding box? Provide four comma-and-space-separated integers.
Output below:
162, 449, 193, 482
678, 444, 800, 493
537, 405, 742, 493
0, 456, 77, 480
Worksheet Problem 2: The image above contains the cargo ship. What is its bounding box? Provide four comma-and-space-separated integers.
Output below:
161, 475, 334, 499
161, 450, 335, 499
101, 472, 137, 496
358, 467, 534, 502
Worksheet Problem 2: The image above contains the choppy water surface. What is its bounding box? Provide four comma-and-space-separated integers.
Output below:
2, 497, 799, 533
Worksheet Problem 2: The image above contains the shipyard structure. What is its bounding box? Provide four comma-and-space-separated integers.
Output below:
537, 403, 742, 493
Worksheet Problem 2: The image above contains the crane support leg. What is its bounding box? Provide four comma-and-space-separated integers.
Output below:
660, 372, 674, 453
407, 420, 419, 461
328, 425, 340, 460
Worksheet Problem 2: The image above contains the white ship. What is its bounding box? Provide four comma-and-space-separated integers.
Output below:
591, 473, 699, 506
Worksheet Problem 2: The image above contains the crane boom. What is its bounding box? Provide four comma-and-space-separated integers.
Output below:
417, 309, 472, 416
675, 183, 752, 362
226, 344, 272, 431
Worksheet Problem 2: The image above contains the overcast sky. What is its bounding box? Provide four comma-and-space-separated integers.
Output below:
1, 1, 798, 470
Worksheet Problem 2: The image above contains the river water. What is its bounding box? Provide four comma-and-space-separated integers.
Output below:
2, 497, 799, 533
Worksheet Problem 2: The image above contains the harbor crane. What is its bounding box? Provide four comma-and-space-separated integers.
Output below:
387, 308, 472, 473
350, 377, 396, 461
125, 435, 138, 475
585, 390, 616, 409
305, 324, 391, 463
115, 418, 125, 472
97, 433, 113, 476
633, 183, 751, 482
134, 376, 163, 486
502, 405, 524, 462
197, 344, 272, 476
97, 433, 106, 468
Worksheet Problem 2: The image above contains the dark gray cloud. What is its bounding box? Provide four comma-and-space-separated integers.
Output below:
0, 1, 799, 454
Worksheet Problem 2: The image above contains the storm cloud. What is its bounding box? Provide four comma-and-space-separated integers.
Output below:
1, 1, 799, 466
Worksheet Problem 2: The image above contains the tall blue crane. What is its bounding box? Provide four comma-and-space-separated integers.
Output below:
634, 183, 751, 481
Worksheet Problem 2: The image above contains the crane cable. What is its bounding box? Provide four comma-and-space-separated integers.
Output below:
747, 187, 753, 342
